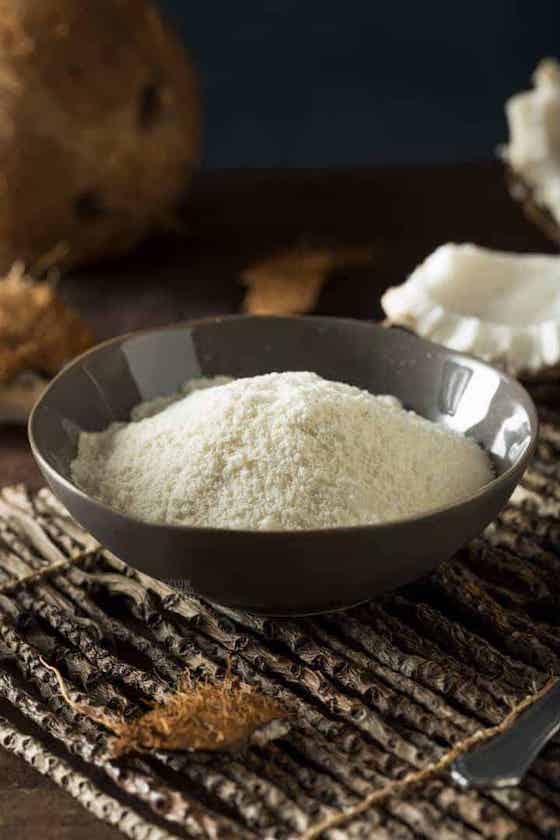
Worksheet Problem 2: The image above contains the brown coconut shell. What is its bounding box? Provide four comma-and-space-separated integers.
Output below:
504, 167, 560, 381
0, 0, 201, 271
505, 165, 560, 248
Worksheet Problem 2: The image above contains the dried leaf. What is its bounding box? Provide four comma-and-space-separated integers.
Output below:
44, 661, 289, 758
240, 245, 371, 315
0, 262, 94, 383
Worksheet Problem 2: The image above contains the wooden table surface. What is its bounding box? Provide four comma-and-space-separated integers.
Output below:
0, 163, 555, 839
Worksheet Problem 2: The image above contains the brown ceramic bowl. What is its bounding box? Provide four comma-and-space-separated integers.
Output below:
28, 316, 537, 615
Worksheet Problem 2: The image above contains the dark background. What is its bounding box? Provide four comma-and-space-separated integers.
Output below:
158, 1, 560, 168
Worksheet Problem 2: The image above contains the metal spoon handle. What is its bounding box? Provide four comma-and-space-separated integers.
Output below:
452, 682, 560, 789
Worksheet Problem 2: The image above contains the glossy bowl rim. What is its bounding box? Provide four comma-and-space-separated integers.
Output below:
28, 314, 539, 539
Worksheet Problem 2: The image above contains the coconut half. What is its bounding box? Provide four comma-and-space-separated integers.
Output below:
502, 59, 560, 243
381, 243, 560, 377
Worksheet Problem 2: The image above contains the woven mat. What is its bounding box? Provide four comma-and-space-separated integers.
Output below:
2, 409, 560, 838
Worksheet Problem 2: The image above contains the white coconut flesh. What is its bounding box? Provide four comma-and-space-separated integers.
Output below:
381, 243, 560, 375
502, 59, 560, 225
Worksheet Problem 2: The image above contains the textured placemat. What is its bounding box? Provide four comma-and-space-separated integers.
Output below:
2, 408, 560, 838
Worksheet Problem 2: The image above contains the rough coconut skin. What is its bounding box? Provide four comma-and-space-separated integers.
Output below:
0, 0, 201, 270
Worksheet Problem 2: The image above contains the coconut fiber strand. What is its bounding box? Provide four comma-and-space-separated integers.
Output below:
1, 396, 560, 838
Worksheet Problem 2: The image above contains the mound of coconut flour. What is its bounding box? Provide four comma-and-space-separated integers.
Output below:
71, 371, 493, 530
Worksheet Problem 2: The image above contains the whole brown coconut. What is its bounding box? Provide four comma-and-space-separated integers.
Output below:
0, 0, 201, 270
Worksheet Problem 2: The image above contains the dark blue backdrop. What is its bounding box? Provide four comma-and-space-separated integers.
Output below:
158, 1, 560, 168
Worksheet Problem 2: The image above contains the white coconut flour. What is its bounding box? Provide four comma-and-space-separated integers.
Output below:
71, 371, 493, 530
